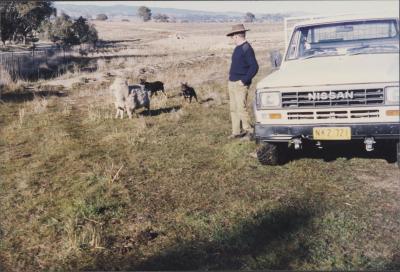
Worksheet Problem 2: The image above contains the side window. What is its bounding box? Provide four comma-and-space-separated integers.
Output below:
287, 30, 300, 60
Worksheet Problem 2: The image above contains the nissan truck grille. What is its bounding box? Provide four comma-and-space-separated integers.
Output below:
282, 89, 384, 108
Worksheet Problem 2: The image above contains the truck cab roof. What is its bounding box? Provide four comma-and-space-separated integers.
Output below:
291, 12, 399, 29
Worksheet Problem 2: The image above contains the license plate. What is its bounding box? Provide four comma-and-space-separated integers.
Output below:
313, 127, 351, 140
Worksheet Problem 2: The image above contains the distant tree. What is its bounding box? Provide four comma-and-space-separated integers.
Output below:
15, 0, 56, 44
244, 12, 255, 23
86, 24, 98, 45
0, 2, 18, 45
96, 14, 108, 21
153, 13, 169, 23
72, 16, 98, 45
47, 13, 77, 46
138, 6, 151, 22
40, 13, 98, 47
0, 0, 55, 45
72, 16, 88, 42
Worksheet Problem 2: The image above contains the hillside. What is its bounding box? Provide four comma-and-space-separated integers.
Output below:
54, 3, 290, 21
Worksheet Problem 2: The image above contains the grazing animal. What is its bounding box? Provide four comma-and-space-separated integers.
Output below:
139, 79, 166, 97
129, 84, 150, 116
180, 82, 198, 103
111, 77, 150, 119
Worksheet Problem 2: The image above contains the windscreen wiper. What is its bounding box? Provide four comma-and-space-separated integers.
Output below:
347, 45, 399, 55
301, 50, 338, 59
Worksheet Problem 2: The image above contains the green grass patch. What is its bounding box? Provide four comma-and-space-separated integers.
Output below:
0, 79, 399, 271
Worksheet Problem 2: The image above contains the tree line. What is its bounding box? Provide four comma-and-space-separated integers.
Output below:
137, 6, 256, 23
137, 6, 257, 23
0, 0, 98, 47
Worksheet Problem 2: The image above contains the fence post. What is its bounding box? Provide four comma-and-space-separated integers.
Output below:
11, 51, 14, 80
32, 46, 37, 80
18, 54, 21, 80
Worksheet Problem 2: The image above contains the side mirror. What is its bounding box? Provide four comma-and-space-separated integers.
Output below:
270, 50, 282, 69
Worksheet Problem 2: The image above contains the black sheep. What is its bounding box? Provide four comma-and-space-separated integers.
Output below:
140, 79, 166, 97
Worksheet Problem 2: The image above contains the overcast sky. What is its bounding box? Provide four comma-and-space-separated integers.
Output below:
62, 1, 398, 15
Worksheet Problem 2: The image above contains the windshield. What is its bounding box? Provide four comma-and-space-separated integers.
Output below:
286, 19, 399, 60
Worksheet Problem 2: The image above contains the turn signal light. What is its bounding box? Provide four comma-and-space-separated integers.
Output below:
269, 113, 282, 119
386, 110, 400, 116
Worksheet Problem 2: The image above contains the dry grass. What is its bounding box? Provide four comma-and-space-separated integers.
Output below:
0, 65, 13, 87
0, 21, 399, 271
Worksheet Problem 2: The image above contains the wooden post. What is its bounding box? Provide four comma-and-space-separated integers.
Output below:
18, 54, 21, 80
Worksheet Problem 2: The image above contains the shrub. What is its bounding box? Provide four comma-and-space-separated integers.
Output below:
96, 14, 108, 21
137, 6, 151, 22
0, 64, 13, 85
244, 12, 255, 23
39, 14, 98, 46
0, 1, 56, 45
153, 13, 169, 23
73, 16, 98, 45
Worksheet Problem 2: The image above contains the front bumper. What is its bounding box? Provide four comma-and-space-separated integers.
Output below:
255, 122, 400, 142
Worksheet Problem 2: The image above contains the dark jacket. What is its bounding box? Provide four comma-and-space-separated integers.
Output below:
229, 41, 259, 86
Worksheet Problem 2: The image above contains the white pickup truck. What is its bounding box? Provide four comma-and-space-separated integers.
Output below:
254, 13, 400, 165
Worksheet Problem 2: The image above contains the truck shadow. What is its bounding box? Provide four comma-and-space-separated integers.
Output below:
386, 253, 400, 269
85, 196, 321, 270
288, 141, 398, 163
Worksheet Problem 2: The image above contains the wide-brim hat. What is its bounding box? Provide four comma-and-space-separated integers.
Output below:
226, 24, 250, 36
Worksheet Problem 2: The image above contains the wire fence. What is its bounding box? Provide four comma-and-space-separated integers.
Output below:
0, 46, 78, 81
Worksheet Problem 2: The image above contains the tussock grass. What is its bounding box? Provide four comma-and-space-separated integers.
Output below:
0, 21, 399, 271
0, 65, 13, 92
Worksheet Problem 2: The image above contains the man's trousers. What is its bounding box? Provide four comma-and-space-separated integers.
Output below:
228, 80, 251, 135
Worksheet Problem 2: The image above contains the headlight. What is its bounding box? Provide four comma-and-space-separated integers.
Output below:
258, 91, 281, 108
385, 86, 399, 105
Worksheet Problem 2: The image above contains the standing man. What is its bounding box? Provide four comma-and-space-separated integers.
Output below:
227, 24, 259, 140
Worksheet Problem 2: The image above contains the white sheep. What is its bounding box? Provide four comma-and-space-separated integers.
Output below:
111, 77, 130, 119
111, 77, 150, 119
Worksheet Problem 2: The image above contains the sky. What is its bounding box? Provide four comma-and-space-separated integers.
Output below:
61, 1, 399, 15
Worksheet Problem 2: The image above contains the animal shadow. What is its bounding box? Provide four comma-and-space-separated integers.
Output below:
199, 97, 214, 104
139, 105, 182, 117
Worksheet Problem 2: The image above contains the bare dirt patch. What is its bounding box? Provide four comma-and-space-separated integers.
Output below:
355, 163, 400, 196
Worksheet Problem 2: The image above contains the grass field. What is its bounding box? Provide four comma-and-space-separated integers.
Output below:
0, 21, 399, 271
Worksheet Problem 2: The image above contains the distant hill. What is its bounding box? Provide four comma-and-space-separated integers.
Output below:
54, 3, 297, 22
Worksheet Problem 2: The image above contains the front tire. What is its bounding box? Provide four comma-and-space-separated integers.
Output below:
256, 142, 287, 165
